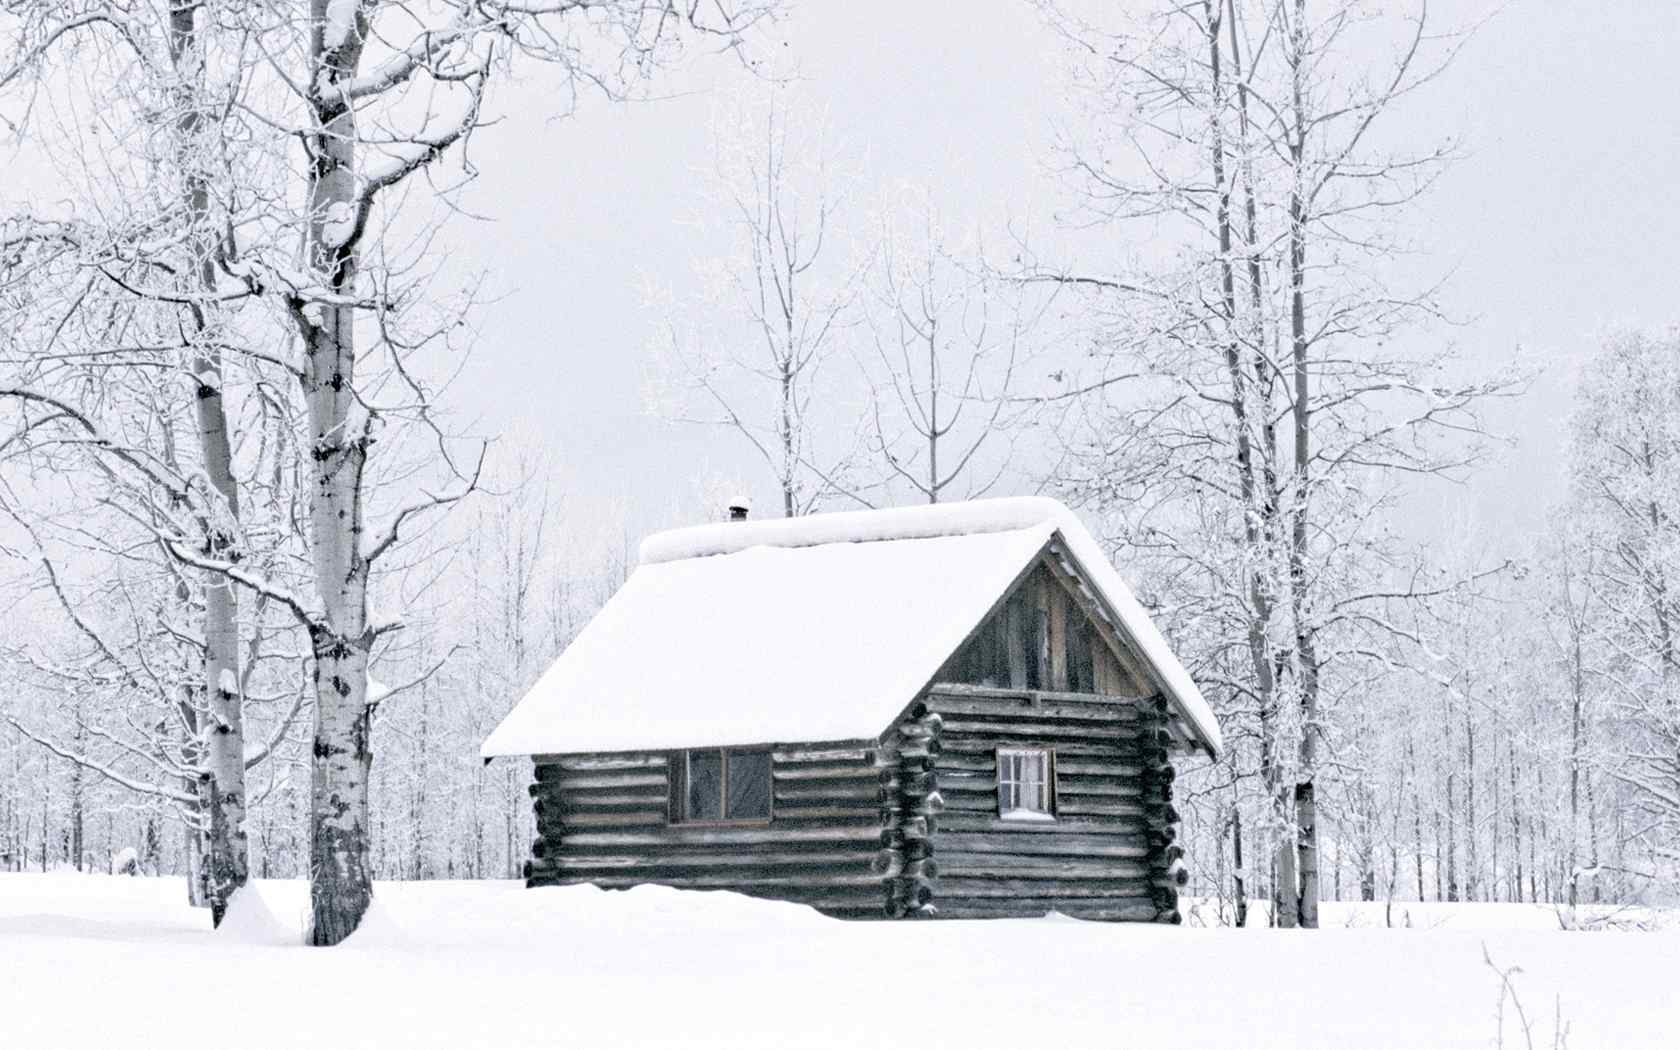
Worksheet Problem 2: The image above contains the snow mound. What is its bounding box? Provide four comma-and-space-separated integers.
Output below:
218, 885, 297, 946
335, 897, 414, 949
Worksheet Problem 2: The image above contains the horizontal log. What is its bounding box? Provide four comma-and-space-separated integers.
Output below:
561, 825, 883, 848
937, 878, 1155, 899
935, 832, 1150, 858
818, 907, 893, 920
936, 854, 1149, 880
550, 791, 670, 810
1057, 775, 1144, 797
546, 772, 668, 791
926, 697, 1142, 724
772, 763, 879, 782
938, 719, 1140, 742
771, 807, 882, 823
771, 747, 872, 763
538, 754, 668, 771
529, 849, 873, 873
935, 776, 995, 795
538, 872, 887, 891
940, 738, 1147, 759
927, 683, 1147, 706
939, 794, 1001, 814
1055, 799, 1147, 819
929, 900, 1160, 922
774, 783, 878, 803
1055, 758, 1145, 778
931, 753, 997, 773
552, 810, 667, 829
934, 813, 1148, 836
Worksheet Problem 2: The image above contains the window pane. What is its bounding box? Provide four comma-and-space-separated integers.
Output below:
726, 751, 771, 820
998, 749, 1052, 816
1024, 752, 1044, 786
686, 750, 723, 821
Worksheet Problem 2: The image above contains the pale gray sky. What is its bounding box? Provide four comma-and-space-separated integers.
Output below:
437, 0, 1679, 550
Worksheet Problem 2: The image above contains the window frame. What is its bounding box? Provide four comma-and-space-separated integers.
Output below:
669, 746, 774, 826
996, 746, 1057, 821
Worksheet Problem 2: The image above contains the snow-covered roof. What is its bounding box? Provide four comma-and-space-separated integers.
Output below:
480, 497, 1221, 758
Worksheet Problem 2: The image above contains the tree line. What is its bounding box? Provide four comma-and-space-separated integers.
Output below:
0, 0, 1673, 939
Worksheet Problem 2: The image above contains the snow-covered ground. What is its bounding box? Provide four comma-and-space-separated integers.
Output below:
2, 874, 1675, 1050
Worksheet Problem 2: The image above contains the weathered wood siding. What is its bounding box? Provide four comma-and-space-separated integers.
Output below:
912, 553, 1187, 922
917, 684, 1178, 921
524, 743, 891, 918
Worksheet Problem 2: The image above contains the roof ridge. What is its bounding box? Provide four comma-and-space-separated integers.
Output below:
638, 496, 1068, 566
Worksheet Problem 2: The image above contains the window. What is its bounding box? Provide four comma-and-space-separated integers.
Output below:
672, 748, 771, 824
997, 748, 1054, 820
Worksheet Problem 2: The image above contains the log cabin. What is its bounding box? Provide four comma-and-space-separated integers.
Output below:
481, 497, 1221, 923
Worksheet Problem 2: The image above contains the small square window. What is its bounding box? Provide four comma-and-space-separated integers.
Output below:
997, 748, 1054, 820
673, 748, 772, 824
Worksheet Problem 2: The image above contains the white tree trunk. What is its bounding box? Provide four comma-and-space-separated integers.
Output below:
169, 0, 249, 927
300, 1, 375, 946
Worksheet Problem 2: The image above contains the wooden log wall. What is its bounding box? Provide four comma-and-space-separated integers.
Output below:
921, 683, 1169, 921
1139, 694, 1187, 923
878, 705, 944, 917
523, 744, 890, 918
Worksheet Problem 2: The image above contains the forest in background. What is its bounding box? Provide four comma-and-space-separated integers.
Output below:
0, 0, 1674, 936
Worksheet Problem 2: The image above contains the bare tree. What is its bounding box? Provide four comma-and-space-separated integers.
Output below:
3, 0, 772, 945
0, 0, 286, 925
280, 0, 770, 942
858, 192, 1038, 504
1560, 328, 1680, 876
1032, 0, 1508, 926
649, 86, 866, 516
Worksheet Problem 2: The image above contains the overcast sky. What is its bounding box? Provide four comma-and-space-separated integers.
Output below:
432, 0, 1678, 553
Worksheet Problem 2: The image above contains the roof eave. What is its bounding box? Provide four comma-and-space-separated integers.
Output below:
1045, 530, 1222, 760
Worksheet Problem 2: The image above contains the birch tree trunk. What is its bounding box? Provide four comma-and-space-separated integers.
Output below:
169, 0, 249, 928
1284, 0, 1320, 929
300, 2, 376, 946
